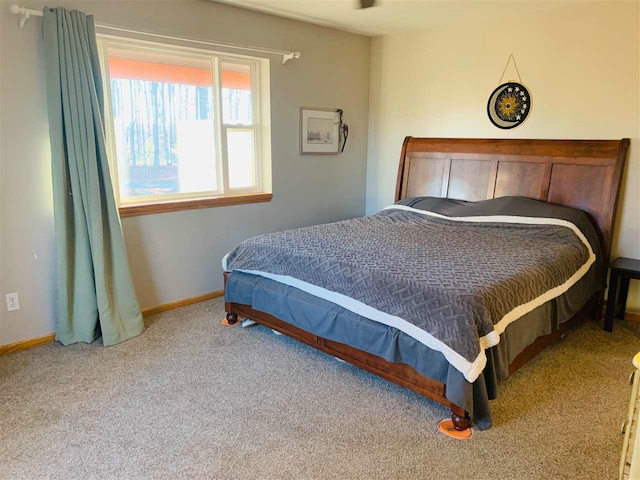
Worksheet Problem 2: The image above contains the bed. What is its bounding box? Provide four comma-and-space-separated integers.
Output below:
222, 137, 630, 431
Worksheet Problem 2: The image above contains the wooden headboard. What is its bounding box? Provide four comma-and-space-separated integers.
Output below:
395, 137, 630, 262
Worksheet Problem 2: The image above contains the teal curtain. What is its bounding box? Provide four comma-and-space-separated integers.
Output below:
42, 7, 144, 346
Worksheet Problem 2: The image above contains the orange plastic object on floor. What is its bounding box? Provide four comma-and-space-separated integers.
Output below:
438, 419, 472, 439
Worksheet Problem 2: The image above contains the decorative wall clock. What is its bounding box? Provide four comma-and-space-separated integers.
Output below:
487, 54, 531, 130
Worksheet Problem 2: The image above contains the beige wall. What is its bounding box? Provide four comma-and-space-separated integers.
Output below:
367, 2, 640, 311
0, 0, 370, 345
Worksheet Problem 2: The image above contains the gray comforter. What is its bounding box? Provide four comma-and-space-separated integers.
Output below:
223, 197, 599, 382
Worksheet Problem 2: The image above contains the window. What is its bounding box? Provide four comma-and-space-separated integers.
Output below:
97, 36, 272, 216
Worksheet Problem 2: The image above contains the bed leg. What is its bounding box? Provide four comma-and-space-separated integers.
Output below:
439, 407, 472, 438
225, 313, 238, 325
451, 410, 470, 431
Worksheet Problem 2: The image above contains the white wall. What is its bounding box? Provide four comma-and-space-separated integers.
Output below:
367, 2, 640, 311
0, 0, 370, 345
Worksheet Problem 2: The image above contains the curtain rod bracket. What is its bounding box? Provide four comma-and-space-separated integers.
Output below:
10, 4, 38, 28
282, 52, 301, 65
11, 5, 31, 28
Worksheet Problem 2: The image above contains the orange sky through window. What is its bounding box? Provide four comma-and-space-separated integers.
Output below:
108, 58, 251, 90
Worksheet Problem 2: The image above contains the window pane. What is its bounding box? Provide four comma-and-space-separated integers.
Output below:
107, 48, 218, 200
221, 63, 252, 125
227, 130, 255, 189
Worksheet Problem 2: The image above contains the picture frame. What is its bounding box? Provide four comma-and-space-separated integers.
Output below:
300, 107, 340, 155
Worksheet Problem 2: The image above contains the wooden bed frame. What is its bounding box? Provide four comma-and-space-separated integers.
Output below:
224, 137, 630, 431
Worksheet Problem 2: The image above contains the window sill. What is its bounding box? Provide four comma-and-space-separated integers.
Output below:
118, 192, 273, 218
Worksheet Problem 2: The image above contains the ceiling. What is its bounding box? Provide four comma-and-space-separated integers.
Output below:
212, 0, 582, 36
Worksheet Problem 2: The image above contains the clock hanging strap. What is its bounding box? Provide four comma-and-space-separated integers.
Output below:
498, 53, 523, 84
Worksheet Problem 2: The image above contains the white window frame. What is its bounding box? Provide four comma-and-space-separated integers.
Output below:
96, 34, 272, 209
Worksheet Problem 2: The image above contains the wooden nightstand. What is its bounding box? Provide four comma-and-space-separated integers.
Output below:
604, 257, 640, 332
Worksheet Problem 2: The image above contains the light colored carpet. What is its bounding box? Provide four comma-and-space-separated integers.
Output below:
1, 297, 639, 480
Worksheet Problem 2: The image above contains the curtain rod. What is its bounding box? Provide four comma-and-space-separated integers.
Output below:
9, 4, 302, 64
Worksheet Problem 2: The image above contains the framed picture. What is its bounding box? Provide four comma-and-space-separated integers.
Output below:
300, 107, 340, 154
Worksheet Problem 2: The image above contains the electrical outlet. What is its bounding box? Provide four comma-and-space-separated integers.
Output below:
5, 293, 20, 312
